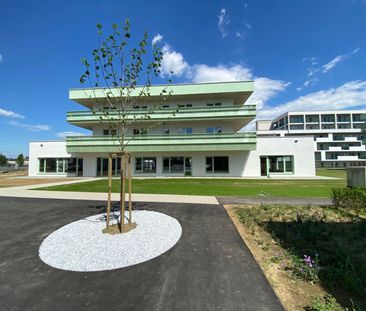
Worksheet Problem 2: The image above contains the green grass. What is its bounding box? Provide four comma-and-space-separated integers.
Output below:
316, 168, 347, 179
36, 175, 345, 198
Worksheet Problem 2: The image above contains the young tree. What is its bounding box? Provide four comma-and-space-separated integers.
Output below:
80, 20, 175, 234
16, 153, 25, 165
0, 154, 7, 166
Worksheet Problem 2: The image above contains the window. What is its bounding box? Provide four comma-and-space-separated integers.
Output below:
337, 114, 351, 122
206, 127, 222, 134
305, 115, 319, 123
162, 128, 170, 135
321, 114, 335, 123
135, 157, 156, 173
178, 127, 193, 134
39, 158, 82, 175
290, 124, 304, 130
103, 129, 117, 136
260, 156, 294, 174
178, 103, 192, 108
206, 156, 229, 173
214, 102, 222, 106
290, 115, 304, 123
163, 157, 184, 173
162, 104, 170, 109
133, 128, 147, 135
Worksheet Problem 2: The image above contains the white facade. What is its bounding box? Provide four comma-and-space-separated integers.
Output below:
29, 136, 315, 178
257, 110, 366, 168
28, 82, 317, 178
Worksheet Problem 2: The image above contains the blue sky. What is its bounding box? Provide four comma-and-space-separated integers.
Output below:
0, 0, 366, 157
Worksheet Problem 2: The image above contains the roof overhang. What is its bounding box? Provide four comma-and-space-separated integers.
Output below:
69, 81, 255, 108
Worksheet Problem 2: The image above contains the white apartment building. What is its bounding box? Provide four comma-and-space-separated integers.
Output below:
28, 81, 316, 177
257, 110, 366, 168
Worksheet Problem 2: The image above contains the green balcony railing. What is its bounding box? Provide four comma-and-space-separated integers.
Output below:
67, 105, 256, 125
66, 132, 257, 153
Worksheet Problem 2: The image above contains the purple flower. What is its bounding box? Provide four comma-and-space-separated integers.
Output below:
304, 255, 313, 268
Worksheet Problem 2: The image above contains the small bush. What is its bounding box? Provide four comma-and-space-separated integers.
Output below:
331, 187, 366, 215
306, 294, 345, 311
292, 254, 320, 283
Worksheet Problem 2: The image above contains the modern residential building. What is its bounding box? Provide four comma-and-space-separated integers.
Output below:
257, 110, 366, 168
29, 81, 316, 177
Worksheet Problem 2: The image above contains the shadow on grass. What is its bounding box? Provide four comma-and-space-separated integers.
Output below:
262, 219, 366, 310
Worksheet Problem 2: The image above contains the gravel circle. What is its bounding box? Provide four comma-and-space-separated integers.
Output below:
39, 210, 182, 272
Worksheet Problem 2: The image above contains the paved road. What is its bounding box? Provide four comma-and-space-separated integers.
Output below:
0, 197, 283, 311
218, 196, 332, 206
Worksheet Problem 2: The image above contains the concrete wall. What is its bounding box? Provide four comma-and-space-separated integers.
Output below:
246, 136, 316, 177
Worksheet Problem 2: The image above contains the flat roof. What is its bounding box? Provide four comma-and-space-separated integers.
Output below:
69, 81, 254, 107
273, 109, 366, 121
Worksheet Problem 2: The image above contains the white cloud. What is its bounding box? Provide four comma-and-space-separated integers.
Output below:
322, 48, 360, 73
160, 44, 189, 77
218, 8, 230, 38
235, 31, 245, 39
298, 49, 360, 90
152, 34, 163, 46
258, 80, 366, 120
243, 21, 251, 29
8, 120, 50, 131
0, 108, 24, 119
56, 131, 85, 139
0, 54, 3, 63
159, 41, 288, 111
190, 64, 252, 83
244, 3, 248, 9
188, 64, 288, 110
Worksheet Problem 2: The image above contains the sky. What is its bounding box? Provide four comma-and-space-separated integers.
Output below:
0, 0, 366, 157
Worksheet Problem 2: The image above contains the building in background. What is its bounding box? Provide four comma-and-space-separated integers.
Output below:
257, 110, 366, 168
29, 81, 316, 177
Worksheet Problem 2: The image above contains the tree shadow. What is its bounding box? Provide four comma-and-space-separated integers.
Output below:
262, 219, 366, 310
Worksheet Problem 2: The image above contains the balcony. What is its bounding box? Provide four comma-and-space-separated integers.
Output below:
67, 105, 256, 130
66, 132, 257, 153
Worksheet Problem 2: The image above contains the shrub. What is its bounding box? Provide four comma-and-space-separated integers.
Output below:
306, 294, 345, 311
331, 187, 366, 215
292, 254, 320, 283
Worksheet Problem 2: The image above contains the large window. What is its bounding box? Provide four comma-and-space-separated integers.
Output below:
260, 156, 294, 175
39, 158, 82, 175
206, 156, 229, 173
135, 157, 156, 173
163, 157, 187, 173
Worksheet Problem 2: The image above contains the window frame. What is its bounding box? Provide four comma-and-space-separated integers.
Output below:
205, 156, 229, 173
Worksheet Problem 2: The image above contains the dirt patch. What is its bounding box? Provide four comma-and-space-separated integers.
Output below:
225, 205, 326, 311
103, 222, 137, 234
0, 171, 80, 187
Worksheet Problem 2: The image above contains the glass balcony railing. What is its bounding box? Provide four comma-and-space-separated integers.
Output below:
66, 132, 257, 153
67, 105, 256, 125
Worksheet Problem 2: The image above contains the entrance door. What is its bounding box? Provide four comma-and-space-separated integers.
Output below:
260, 157, 267, 176
185, 157, 192, 176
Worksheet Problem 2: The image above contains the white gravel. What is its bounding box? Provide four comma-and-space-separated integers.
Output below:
39, 210, 182, 272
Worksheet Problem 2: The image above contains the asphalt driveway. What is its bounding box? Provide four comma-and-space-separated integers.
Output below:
0, 197, 283, 311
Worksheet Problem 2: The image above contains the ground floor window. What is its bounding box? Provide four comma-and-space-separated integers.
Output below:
135, 157, 156, 173
96, 157, 122, 177
163, 157, 192, 175
39, 158, 83, 175
206, 156, 229, 173
260, 156, 293, 176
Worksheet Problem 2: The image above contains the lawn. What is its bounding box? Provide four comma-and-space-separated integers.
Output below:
36, 173, 345, 198
316, 168, 347, 179
227, 204, 366, 310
